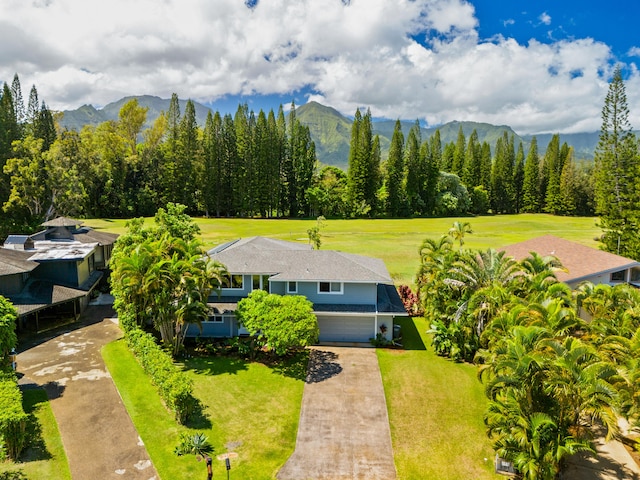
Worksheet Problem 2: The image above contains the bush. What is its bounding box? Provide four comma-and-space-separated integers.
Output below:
0, 373, 27, 460
125, 329, 196, 424
397, 285, 424, 317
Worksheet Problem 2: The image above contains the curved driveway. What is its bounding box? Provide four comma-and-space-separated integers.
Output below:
277, 346, 397, 480
17, 306, 158, 480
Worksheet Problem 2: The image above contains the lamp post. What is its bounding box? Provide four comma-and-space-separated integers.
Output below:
217, 452, 238, 480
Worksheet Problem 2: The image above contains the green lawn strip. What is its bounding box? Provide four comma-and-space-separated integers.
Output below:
0, 388, 71, 479
378, 317, 502, 480
90, 214, 601, 286
102, 339, 305, 480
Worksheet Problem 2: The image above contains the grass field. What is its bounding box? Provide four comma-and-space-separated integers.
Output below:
102, 340, 306, 480
89, 213, 602, 286
0, 388, 71, 479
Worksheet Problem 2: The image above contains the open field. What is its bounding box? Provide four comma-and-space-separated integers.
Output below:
89, 213, 602, 286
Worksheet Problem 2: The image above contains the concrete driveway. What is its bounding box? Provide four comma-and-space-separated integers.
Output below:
17, 306, 158, 480
277, 346, 397, 480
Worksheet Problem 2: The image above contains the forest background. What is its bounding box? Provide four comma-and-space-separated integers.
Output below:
0, 70, 635, 259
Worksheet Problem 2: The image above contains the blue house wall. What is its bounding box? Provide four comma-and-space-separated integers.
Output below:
34, 261, 79, 286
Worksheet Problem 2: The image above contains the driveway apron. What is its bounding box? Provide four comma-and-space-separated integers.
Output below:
277, 346, 397, 480
17, 306, 158, 480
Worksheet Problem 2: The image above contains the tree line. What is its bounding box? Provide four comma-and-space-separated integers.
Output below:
0, 71, 637, 257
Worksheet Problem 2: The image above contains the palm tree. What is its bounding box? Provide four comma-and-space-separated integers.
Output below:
416, 235, 457, 318
541, 336, 620, 441
445, 249, 523, 339
448, 220, 473, 249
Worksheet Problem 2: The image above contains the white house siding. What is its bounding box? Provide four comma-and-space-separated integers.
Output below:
316, 314, 377, 343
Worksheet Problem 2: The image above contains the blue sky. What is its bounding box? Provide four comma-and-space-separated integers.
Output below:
1, 0, 638, 134
473, 1, 639, 59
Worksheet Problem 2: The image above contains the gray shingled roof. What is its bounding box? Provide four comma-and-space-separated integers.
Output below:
7, 280, 86, 316
41, 217, 84, 227
502, 235, 640, 284
0, 248, 38, 275
208, 236, 393, 283
73, 227, 119, 246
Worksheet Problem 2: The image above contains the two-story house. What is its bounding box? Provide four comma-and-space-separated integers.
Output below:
187, 236, 406, 343
0, 217, 118, 331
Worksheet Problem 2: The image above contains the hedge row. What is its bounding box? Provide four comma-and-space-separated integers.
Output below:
124, 328, 196, 424
0, 372, 27, 460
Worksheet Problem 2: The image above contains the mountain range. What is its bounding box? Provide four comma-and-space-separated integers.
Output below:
59, 95, 603, 170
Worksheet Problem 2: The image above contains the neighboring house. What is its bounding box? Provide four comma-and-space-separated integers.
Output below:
502, 235, 640, 289
0, 217, 118, 331
187, 236, 406, 343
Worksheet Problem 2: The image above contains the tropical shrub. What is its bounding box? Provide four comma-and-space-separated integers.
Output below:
0, 296, 18, 367
397, 285, 423, 317
237, 291, 319, 357
174, 431, 213, 457
125, 329, 196, 424
0, 373, 27, 460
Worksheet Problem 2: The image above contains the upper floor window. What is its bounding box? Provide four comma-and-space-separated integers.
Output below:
318, 281, 343, 294
252, 275, 270, 292
287, 281, 298, 293
221, 274, 244, 289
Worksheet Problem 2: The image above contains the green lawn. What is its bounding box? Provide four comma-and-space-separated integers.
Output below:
102, 340, 306, 480
378, 317, 502, 480
0, 388, 71, 480
88, 213, 601, 286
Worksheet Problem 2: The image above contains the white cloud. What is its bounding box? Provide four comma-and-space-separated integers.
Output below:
628, 47, 640, 57
0, 0, 636, 134
539, 12, 552, 26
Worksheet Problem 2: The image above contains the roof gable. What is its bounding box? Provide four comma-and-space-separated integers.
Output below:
501, 235, 640, 283
208, 236, 393, 283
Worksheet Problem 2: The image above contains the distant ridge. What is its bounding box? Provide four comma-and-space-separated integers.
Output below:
60, 96, 603, 168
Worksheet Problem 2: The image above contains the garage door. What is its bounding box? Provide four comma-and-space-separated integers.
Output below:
316, 315, 376, 343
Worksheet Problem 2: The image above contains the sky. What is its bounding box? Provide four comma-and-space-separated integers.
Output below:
1, 0, 639, 134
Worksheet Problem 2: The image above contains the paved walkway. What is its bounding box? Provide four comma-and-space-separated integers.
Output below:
277, 346, 397, 480
565, 433, 640, 480
17, 306, 158, 480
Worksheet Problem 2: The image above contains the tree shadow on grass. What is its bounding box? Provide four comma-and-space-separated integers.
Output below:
267, 350, 310, 381
185, 399, 213, 430
183, 356, 249, 376
19, 388, 52, 463
394, 317, 426, 350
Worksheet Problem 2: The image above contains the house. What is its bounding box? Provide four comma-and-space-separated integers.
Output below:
187, 236, 407, 343
0, 217, 119, 331
501, 235, 640, 288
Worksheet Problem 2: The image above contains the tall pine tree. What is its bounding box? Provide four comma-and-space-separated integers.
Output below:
594, 66, 640, 257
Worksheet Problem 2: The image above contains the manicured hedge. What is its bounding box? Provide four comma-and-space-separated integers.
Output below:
124, 329, 196, 424
0, 372, 27, 460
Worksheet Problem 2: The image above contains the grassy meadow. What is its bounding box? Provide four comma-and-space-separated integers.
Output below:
90, 213, 602, 286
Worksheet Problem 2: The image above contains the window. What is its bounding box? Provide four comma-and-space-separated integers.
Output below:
287, 281, 297, 293
611, 270, 626, 282
318, 281, 342, 294
252, 275, 271, 292
206, 315, 224, 323
221, 274, 244, 289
